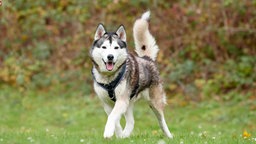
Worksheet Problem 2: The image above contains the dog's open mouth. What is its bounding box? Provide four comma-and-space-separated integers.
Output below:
103, 60, 115, 71
106, 62, 114, 71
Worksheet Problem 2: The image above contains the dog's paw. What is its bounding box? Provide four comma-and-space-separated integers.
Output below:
115, 132, 123, 138
120, 130, 132, 138
167, 133, 174, 139
104, 131, 114, 139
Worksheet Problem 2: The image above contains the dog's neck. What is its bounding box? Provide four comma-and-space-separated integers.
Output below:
92, 62, 127, 84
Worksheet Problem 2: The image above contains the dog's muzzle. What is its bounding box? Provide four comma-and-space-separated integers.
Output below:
103, 54, 115, 71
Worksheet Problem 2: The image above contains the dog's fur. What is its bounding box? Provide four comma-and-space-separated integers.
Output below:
90, 11, 173, 139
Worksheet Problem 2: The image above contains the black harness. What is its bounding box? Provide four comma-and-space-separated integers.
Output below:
92, 63, 127, 102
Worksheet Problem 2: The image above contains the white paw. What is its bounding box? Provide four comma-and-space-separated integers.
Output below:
115, 126, 123, 138
104, 121, 115, 138
167, 133, 174, 139
104, 130, 114, 139
121, 130, 131, 138
115, 131, 123, 138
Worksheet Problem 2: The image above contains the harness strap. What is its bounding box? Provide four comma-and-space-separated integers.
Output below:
92, 63, 126, 102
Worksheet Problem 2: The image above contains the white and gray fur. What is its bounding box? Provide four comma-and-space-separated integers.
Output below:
90, 11, 173, 139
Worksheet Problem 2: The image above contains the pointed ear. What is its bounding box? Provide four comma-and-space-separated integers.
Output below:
116, 25, 126, 42
94, 24, 106, 40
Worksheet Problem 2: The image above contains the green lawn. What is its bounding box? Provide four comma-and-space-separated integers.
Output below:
0, 85, 255, 144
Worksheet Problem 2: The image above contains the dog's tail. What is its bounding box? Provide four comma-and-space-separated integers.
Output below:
133, 11, 159, 61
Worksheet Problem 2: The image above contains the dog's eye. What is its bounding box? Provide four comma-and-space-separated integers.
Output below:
114, 46, 119, 49
102, 46, 106, 49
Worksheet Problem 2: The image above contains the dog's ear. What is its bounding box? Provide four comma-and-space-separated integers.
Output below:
94, 23, 106, 40
116, 25, 126, 42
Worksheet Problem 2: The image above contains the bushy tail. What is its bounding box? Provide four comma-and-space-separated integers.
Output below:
133, 11, 159, 61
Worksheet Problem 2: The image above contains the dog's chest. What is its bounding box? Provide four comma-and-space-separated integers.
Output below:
94, 79, 128, 102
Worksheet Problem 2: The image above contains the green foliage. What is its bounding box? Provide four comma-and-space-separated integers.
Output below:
223, 56, 255, 86
203, 56, 256, 95
1, 0, 256, 99
169, 60, 196, 83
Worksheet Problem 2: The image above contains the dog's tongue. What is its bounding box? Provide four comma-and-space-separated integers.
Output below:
106, 62, 114, 71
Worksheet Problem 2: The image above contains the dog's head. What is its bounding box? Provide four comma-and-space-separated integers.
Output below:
90, 24, 128, 73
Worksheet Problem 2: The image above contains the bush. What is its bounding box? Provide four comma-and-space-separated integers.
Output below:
0, 0, 255, 100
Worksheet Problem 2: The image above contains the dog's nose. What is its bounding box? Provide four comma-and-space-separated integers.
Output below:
107, 54, 114, 61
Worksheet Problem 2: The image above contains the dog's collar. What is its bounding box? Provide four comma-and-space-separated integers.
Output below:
92, 62, 126, 102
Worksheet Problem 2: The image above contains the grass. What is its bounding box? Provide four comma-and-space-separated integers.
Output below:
0, 85, 256, 144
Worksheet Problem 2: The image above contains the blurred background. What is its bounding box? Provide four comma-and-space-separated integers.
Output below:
0, 0, 256, 102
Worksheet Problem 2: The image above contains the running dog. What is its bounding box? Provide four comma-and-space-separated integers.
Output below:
90, 11, 173, 139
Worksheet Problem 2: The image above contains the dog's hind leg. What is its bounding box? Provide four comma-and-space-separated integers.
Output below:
103, 103, 123, 138
149, 84, 173, 139
122, 103, 134, 138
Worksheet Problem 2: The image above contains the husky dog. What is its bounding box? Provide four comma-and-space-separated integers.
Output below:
90, 11, 173, 139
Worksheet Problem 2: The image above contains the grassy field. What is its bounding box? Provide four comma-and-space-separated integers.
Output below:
0, 85, 255, 144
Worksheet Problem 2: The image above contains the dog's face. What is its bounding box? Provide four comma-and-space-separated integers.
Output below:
90, 24, 128, 73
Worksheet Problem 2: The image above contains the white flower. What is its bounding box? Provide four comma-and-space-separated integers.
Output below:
190, 131, 194, 135
27, 137, 34, 142
157, 139, 166, 144
198, 132, 203, 137
80, 139, 84, 143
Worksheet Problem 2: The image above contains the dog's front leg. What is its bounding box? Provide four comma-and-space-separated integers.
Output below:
102, 103, 123, 138
104, 99, 128, 138
122, 103, 134, 138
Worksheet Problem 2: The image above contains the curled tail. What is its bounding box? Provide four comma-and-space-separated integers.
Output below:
133, 11, 159, 61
